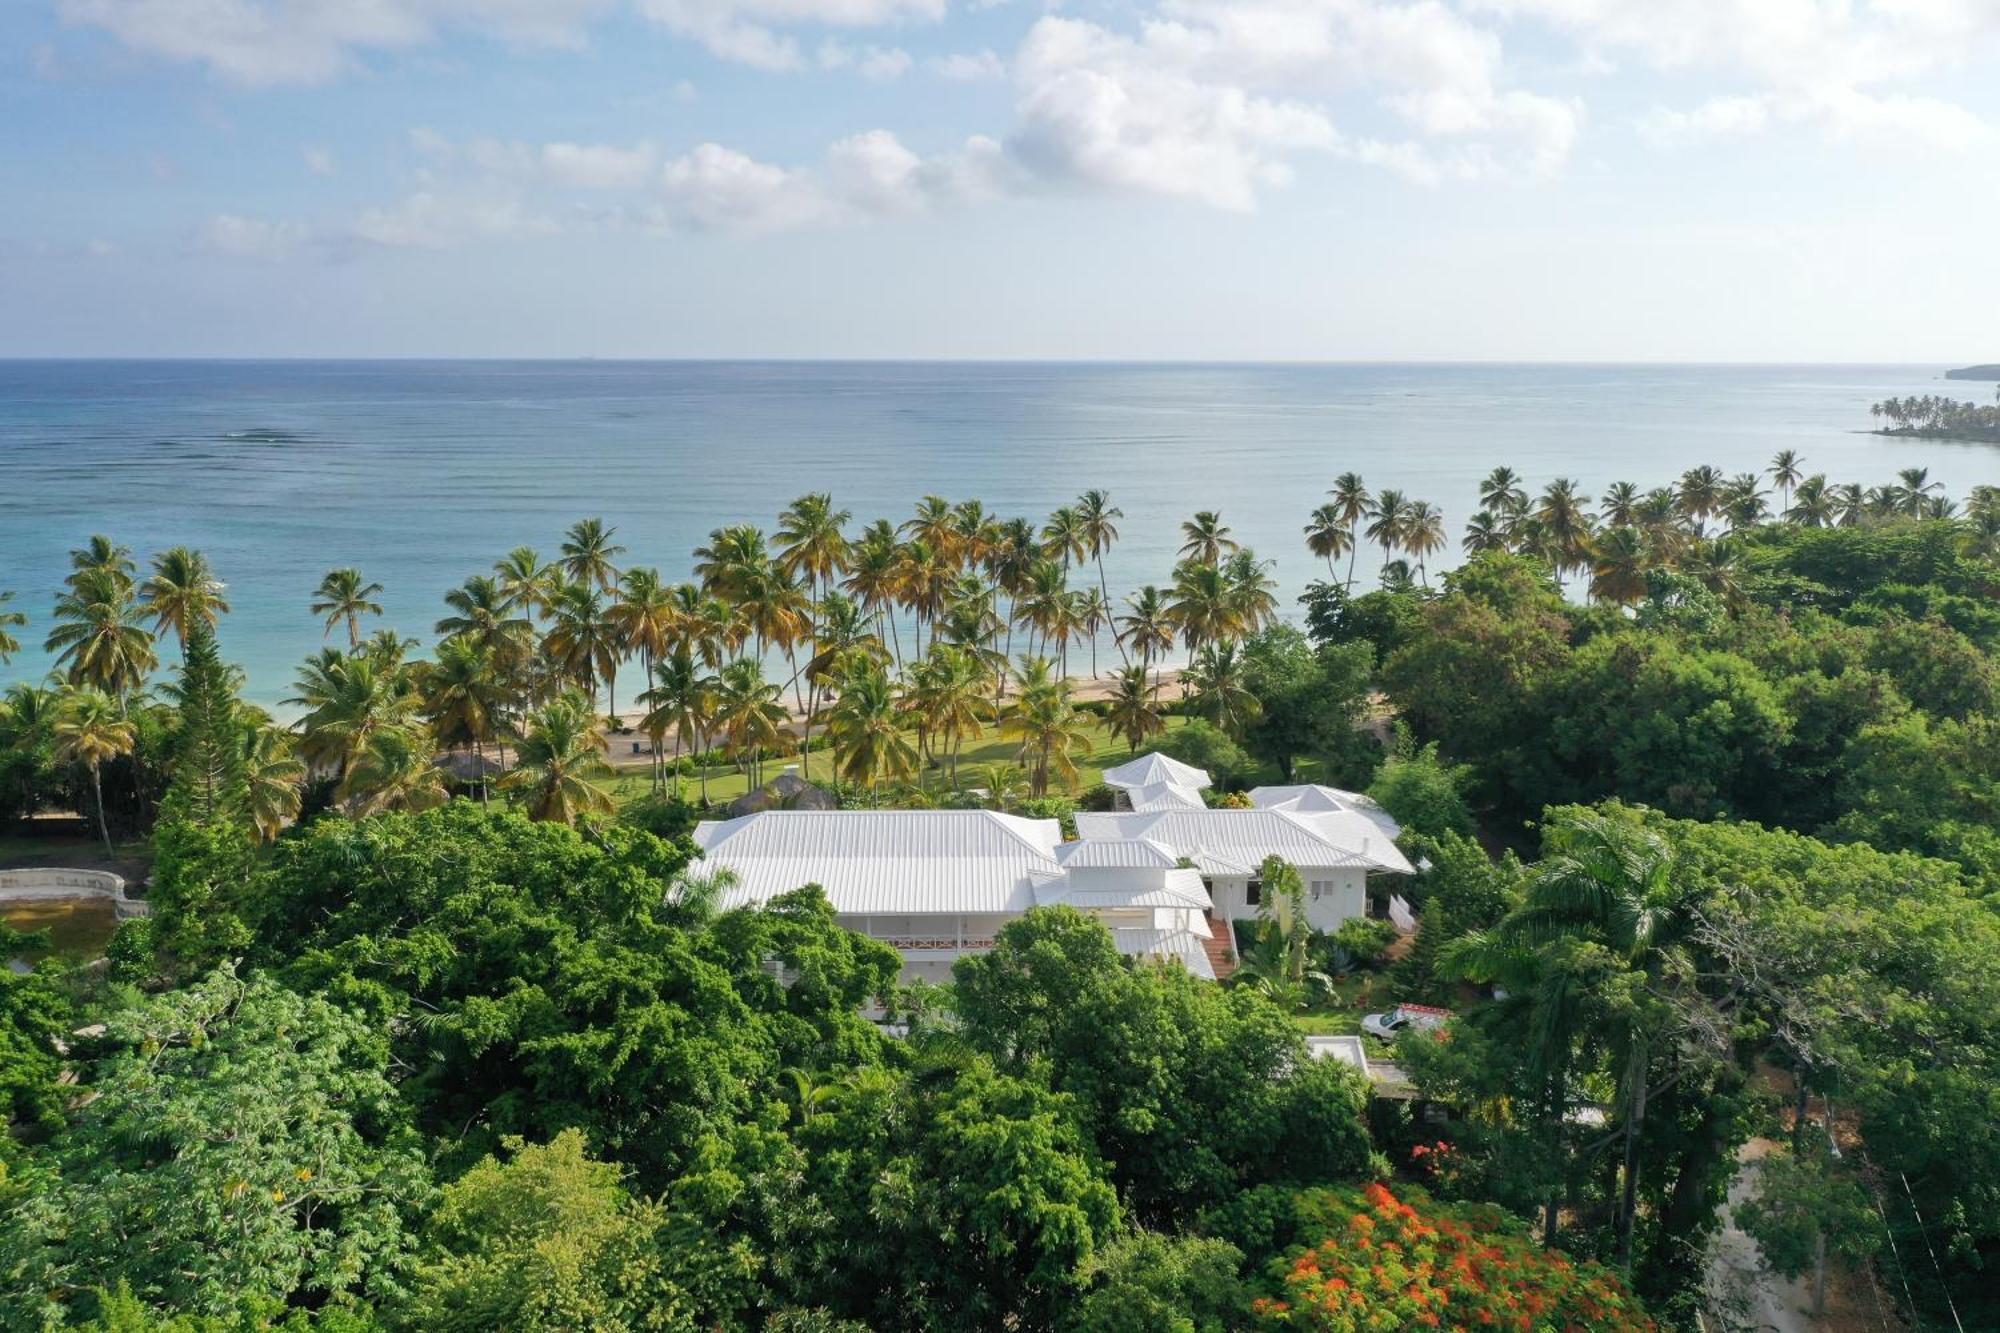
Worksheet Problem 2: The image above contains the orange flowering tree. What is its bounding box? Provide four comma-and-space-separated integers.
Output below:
1247, 1182, 1654, 1332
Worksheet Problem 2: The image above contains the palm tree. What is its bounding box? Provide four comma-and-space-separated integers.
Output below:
1303, 504, 1353, 580
1768, 449, 1803, 515
607, 567, 676, 718
1222, 549, 1278, 631
68, 535, 136, 592
421, 636, 514, 803
1720, 473, 1767, 533
501, 692, 615, 825
1588, 527, 1650, 608
827, 662, 918, 790
1105, 664, 1164, 753
1462, 511, 1507, 555
775, 491, 852, 609
1480, 468, 1526, 516
1364, 490, 1409, 571
140, 547, 229, 657
1895, 467, 1942, 518
1076, 489, 1127, 664
1179, 511, 1238, 566
241, 723, 305, 841
287, 647, 420, 776
312, 568, 385, 648
709, 657, 788, 789
1600, 481, 1641, 529
1184, 640, 1259, 736
543, 579, 622, 718
54, 685, 135, 855
999, 658, 1092, 797
1401, 501, 1446, 587
639, 650, 713, 798
1117, 586, 1175, 697
559, 517, 626, 591
436, 575, 534, 673
1168, 561, 1236, 656
1041, 505, 1088, 571
45, 568, 158, 703
843, 520, 907, 667
1676, 465, 1724, 537
1012, 560, 1070, 664
0, 591, 24, 663
493, 547, 558, 620
340, 725, 450, 816
1327, 473, 1372, 592
1534, 480, 1594, 591
901, 496, 959, 567
907, 644, 989, 784
1784, 475, 1834, 527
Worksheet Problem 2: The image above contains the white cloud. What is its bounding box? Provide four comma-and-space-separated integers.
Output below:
1479, 0, 1998, 148
351, 189, 560, 247
542, 141, 659, 188
631, 0, 943, 70
59, 0, 611, 87
1009, 17, 1340, 211
660, 142, 834, 229
818, 40, 913, 79
197, 213, 310, 258
930, 48, 1005, 81
303, 145, 336, 176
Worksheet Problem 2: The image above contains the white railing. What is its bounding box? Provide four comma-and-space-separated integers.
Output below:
876, 936, 998, 954
0, 868, 147, 917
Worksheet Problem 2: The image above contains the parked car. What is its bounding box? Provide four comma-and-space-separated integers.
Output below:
1361, 1003, 1453, 1043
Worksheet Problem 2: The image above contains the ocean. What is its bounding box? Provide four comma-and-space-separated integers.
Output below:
1, 360, 1991, 708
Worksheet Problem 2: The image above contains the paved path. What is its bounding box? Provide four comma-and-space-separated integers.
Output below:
1705, 1140, 1821, 1333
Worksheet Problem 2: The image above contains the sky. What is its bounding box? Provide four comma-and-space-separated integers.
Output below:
3, 0, 1999, 361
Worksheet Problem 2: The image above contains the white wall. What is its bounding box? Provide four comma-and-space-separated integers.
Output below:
1207, 868, 1367, 934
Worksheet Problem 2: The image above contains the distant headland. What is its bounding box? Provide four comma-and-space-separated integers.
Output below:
1871, 391, 2000, 442
1945, 365, 2000, 381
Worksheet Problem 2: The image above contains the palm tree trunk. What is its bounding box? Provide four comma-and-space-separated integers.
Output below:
1098, 555, 1129, 667
1616, 1041, 1650, 1270
91, 763, 112, 857
1345, 545, 1359, 595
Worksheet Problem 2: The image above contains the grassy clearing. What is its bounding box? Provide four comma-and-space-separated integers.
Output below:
1289, 970, 1394, 1036
597, 714, 1215, 809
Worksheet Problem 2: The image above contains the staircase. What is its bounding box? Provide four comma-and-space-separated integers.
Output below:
1201, 913, 1237, 980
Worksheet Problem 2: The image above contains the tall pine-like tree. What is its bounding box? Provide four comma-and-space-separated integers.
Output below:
159, 620, 250, 826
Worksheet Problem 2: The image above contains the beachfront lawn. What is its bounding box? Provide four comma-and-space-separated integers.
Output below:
597, 714, 1242, 810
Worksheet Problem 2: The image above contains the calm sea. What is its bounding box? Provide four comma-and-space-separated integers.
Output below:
1, 360, 1991, 707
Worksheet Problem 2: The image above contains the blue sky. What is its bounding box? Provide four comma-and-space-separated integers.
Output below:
5, 0, 1999, 360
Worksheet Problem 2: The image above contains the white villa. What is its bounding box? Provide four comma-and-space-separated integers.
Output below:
691, 751, 1412, 983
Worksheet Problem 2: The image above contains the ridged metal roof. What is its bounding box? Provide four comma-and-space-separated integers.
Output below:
1100, 751, 1213, 791
1073, 806, 1409, 873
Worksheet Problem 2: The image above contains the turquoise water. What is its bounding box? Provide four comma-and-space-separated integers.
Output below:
1, 360, 1990, 707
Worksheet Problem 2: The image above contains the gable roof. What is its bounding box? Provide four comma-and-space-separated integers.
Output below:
1125, 780, 1207, 811
1250, 783, 1406, 845
1034, 866, 1213, 912
1101, 751, 1212, 792
692, 809, 1063, 914
1054, 837, 1182, 869
1073, 806, 1412, 874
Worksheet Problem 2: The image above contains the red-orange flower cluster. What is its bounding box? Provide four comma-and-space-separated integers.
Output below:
1249, 1182, 1654, 1332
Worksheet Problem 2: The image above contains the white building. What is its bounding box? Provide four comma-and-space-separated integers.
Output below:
691, 754, 1412, 984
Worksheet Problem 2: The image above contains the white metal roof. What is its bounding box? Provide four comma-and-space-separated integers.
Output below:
1034, 866, 1212, 912
1250, 784, 1409, 859
1125, 781, 1208, 811
1305, 1034, 1371, 1075
1073, 806, 1412, 874
1053, 837, 1182, 869
692, 809, 1063, 914
1101, 751, 1212, 792
1111, 926, 1218, 981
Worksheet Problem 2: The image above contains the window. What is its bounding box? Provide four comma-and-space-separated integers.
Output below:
1245, 879, 1262, 906
1310, 879, 1333, 900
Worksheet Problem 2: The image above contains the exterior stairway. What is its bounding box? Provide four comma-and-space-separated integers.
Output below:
1201, 913, 1236, 980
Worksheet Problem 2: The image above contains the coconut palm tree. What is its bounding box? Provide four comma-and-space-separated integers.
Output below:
1222, 549, 1279, 631
436, 575, 534, 675
1076, 489, 1126, 663
543, 578, 622, 718
1076, 586, 1113, 678
1600, 481, 1641, 529
827, 662, 918, 790
908, 644, 989, 784
312, 568, 385, 649
1326, 473, 1372, 592
1588, 527, 1651, 608
1768, 449, 1803, 515
1117, 586, 1176, 696
1401, 501, 1446, 587
775, 491, 852, 608
340, 725, 450, 816
710, 657, 788, 789
1534, 480, 1595, 592
1011, 560, 1069, 664
1676, 465, 1724, 537
45, 568, 157, 703
241, 723, 305, 841
501, 692, 615, 825
421, 636, 514, 803
1000, 658, 1092, 797
667, 583, 740, 671
1041, 505, 1088, 571
53, 685, 135, 855
559, 517, 626, 591
493, 547, 558, 620
287, 648, 421, 776
639, 650, 713, 798
1462, 511, 1507, 555
1105, 664, 1164, 753
140, 547, 229, 657
1364, 490, 1409, 571
900, 496, 959, 567
1784, 475, 1834, 527
1303, 503, 1353, 581
0, 591, 23, 664
1184, 640, 1259, 737
1179, 511, 1238, 566
1167, 561, 1236, 656
1895, 467, 1943, 518
608, 567, 676, 713
69, 535, 137, 592
842, 520, 907, 667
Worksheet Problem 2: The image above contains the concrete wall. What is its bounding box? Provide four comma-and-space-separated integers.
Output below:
1208, 867, 1366, 934
0, 868, 147, 918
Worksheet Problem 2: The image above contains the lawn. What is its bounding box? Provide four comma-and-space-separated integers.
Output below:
597, 714, 1223, 809
1289, 970, 1394, 1036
